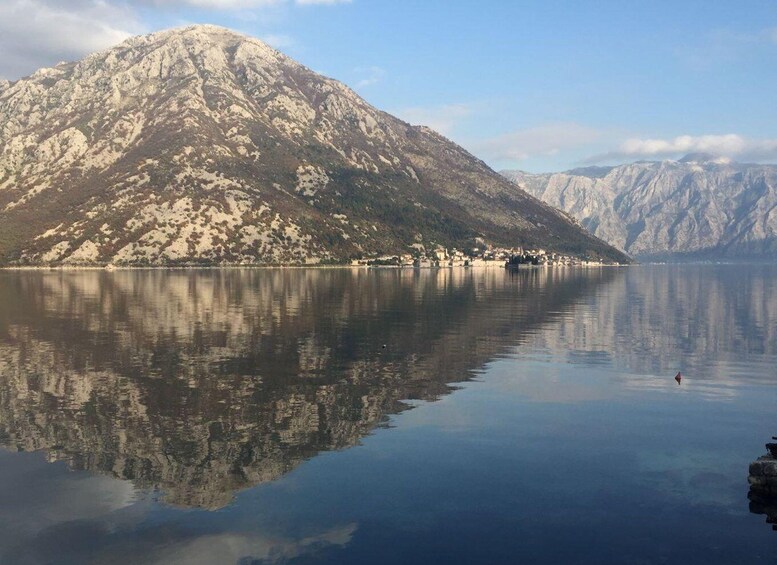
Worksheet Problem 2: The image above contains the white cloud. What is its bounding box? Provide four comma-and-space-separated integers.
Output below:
0, 0, 142, 79
353, 66, 385, 88
0, 0, 352, 80
139, 523, 357, 565
620, 134, 746, 156
394, 103, 472, 135
145, 0, 348, 8
147, 0, 282, 7
469, 123, 604, 162
0, 450, 142, 556
588, 134, 777, 163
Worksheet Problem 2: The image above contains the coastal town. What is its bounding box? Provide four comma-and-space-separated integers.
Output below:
353, 246, 608, 268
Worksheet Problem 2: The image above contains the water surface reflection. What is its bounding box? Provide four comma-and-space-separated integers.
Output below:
0, 265, 775, 564
0, 267, 607, 509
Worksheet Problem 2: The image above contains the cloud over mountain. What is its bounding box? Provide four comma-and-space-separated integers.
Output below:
0, 0, 351, 80
587, 134, 777, 164
0, 0, 140, 79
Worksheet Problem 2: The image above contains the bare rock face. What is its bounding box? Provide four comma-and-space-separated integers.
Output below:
749, 446, 777, 532
504, 156, 777, 260
749, 457, 777, 493
0, 25, 626, 266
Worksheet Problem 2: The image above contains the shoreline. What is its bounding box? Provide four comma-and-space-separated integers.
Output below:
0, 263, 630, 272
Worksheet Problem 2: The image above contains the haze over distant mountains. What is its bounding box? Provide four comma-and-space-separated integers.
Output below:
503, 154, 777, 260
0, 25, 627, 266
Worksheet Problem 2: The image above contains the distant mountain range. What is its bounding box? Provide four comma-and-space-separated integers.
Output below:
0, 25, 627, 266
503, 154, 777, 260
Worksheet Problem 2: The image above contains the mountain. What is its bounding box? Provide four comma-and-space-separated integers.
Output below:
0, 25, 627, 266
503, 156, 777, 260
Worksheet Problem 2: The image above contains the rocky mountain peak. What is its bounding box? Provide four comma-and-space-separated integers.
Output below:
113, 24, 283, 69
0, 26, 628, 266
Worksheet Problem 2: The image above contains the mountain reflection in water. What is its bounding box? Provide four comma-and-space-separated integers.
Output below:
2, 265, 777, 564
0, 267, 610, 509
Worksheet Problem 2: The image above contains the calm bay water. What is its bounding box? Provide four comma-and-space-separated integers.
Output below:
0, 265, 775, 564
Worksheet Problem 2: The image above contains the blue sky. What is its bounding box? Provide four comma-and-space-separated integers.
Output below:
1, 0, 776, 172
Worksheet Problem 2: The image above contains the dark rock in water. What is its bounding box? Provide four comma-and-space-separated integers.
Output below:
748, 443, 777, 531
750, 457, 777, 479
749, 490, 777, 531
748, 461, 777, 495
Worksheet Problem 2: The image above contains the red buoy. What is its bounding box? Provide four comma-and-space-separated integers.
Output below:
675, 372, 682, 384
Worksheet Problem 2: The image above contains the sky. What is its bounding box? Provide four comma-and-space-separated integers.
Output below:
1, 0, 776, 173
